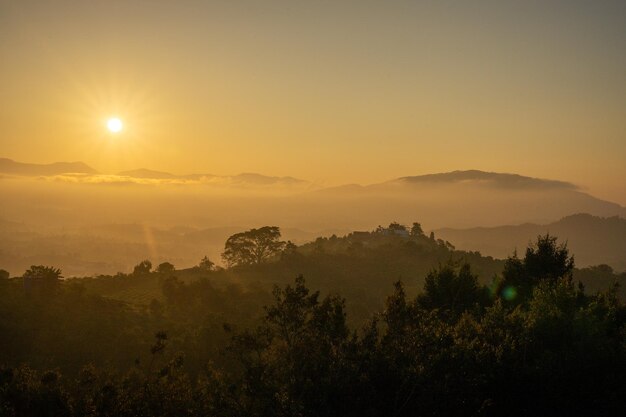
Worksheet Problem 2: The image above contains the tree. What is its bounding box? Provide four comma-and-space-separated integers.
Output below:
197, 256, 215, 271
0, 269, 9, 280
410, 222, 424, 237
156, 262, 175, 274
523, 234, 574, 284
500, 234, 575, 303
23, 265, 62, 293
417, 263, 483, 319
133, 260, 152, 275
388, 222, 407, 232
225, 276, 352, 415
281, 241, 299, 260
222, 226, 286, 267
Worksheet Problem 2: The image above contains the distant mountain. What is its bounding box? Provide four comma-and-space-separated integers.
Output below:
315, 170, 626, 228
436, 214, 626, 271
117, 169, 180, 179
393, 170, 577, 190
319, 170, 578, 194
0, 158, 310, 188
231, 173, 307, 186
0, 157, 98, 176
118, 167, 309, 187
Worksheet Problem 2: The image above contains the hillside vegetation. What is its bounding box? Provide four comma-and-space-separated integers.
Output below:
0, 227, 624, 416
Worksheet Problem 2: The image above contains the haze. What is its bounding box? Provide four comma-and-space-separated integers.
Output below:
1, 0, 625, 204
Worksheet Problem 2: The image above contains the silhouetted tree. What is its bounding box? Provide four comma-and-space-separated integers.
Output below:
156, 262, 175, 274
524, 234, 574, 284
410, 222, 424, 237
222, 226, 286, 267
388, 222, 407, 232
23, 265, 62, 293
417, 263, 483, 320
0, 269, 9, 280
501, 234, 575, 303
197, 256, 215, 271
133, 260, 152, 275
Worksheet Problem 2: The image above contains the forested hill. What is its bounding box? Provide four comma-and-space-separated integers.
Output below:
79, 224, 505, 321
72, 223, 625, 323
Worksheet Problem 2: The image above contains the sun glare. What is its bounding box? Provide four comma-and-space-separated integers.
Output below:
106, 117, 123, 133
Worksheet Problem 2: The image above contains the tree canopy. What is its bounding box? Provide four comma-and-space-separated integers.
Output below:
500, 234, 576, 302
222, 226, 286, 267
133, 259, 153, 275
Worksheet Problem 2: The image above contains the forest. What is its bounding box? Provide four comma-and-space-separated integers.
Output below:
0, 224, 624, 416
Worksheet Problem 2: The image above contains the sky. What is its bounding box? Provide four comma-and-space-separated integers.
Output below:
1, 0, 625, 203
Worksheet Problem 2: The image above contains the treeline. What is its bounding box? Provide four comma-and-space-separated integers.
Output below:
0, 228, 625, 416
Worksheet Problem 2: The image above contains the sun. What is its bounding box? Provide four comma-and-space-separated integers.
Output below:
106, 117, 123, 133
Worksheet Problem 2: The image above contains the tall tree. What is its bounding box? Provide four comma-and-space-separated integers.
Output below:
417, 263, 483, 319
222, 226, 286, 267
500, 234, 575, 303
410, 222, 424, 237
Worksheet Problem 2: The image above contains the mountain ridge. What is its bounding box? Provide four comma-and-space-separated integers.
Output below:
392, 170, 578, 190
0, 157, 99, 176
0, 158, 309, 186
436, 213, 626, 271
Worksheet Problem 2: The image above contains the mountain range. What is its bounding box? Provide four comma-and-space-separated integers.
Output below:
0, 158, 308, 187
0, 156, 625, 230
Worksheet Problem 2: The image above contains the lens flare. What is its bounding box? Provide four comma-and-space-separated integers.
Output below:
502, 286, 517, 301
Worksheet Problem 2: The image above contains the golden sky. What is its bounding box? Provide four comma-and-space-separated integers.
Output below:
1, 1, 625, 203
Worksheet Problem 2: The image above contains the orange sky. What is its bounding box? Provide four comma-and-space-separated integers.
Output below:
1, 1, 625, 204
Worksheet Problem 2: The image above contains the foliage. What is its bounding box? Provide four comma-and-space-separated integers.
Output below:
22, 265, 62, 294
410, 222, 424, 237
197, 256, 215, 271
417, 263, 486, 320
133, 260, 153, 275
222, 226, 286, 267
156, 262, 175, 274
500, 234, 576, 303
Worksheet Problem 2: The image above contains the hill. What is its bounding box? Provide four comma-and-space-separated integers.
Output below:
316, 170, 626, 228
74, 226, 505, 322
73, 226, 625, 322
117, 168, 180, 179
118, 168, 310, 187
0, 157, 98, 176
394, 170, 577, 190
436, 214, 626, 271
